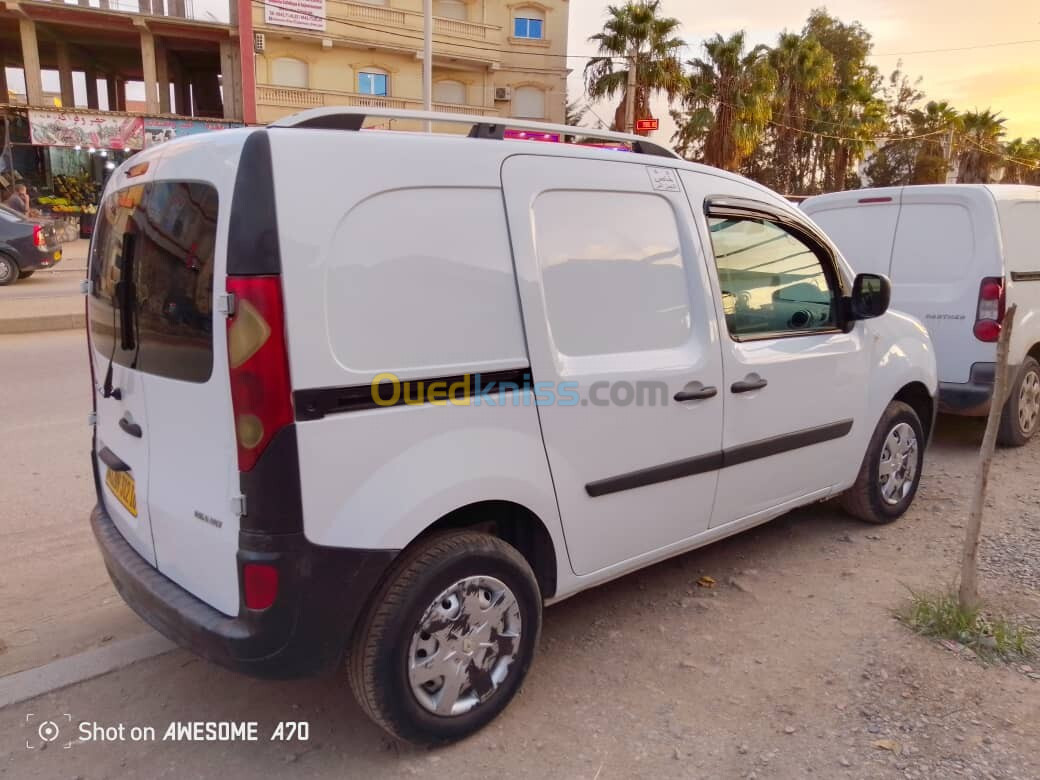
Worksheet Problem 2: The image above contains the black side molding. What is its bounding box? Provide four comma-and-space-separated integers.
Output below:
585, 419, 854, 497
227, 130, 282, 276
1010, 271, 1040, 282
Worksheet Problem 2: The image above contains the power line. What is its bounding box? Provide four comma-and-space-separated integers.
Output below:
873, 38, 1040, 57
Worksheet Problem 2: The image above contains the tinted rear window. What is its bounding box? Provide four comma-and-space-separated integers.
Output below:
88, 181, 219, 383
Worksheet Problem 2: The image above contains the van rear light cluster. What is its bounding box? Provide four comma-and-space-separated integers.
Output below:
226, 276, 293, 471
33, 224, 45, 248
973, 277, 1005, 342
243, 563, 279, 610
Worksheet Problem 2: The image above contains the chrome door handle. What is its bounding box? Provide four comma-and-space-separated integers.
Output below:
731, 373, 768, 394
674, 382, 718, 402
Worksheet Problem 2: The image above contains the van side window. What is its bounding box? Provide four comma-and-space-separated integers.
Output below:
706, 216, 837, 339
533, 191, 691, 357
88, 181, 219, 383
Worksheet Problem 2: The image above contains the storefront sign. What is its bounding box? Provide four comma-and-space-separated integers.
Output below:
28, 111, 144, 150
144, 118, 242, 147
264, 0, 326, 31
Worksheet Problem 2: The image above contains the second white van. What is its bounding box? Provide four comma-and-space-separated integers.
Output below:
803, 185, 1040, 445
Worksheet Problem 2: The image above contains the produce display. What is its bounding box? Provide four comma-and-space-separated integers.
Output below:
38, 175, 100, 213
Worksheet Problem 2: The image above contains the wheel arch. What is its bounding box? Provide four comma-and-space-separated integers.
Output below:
893, 381, 935, 444
414, 500, 558, 599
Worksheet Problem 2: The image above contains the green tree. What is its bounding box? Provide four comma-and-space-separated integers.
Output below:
584, 1, 686, 136
1002, 137, 1040, 184
767, 32, 835, 193
957, 110, 1007, 183
909, 100, 961, 184
672, 31, 775, 170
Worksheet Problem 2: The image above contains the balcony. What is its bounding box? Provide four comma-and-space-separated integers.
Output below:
256, 85, 500, 116
325, 0, 500, 42
29, 0, 214, 24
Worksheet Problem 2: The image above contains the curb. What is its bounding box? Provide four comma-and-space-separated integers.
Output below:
0, 313, 85, 335
0, 633, 176, 710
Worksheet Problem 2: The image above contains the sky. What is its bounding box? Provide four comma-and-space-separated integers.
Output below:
566, 0, 1040, 145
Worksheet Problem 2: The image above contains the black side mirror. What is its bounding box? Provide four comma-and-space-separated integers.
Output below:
850, 273, 891, 320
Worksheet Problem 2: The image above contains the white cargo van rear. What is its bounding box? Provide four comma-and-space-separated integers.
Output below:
803, 185, 1040, 445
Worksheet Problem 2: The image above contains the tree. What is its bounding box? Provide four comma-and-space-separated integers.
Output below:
672, 31, 775, 170
1003, 137, 1040, 184
957, 110, 1007, 183
584, 1, 686, 135
767, 32, 835, 193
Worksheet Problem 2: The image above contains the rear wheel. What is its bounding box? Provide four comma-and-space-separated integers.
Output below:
841, 400, 924, 524
0, 254, 18, 286
997, 357, 1040, 447
348, 530, 542, 745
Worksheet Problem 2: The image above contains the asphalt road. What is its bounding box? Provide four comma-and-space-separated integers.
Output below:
0, 330, 151, 679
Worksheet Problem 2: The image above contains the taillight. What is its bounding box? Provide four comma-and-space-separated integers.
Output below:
973, 277, 1005, 342
243, 563, 279, 610
226, 276, 293, 471
33, 225, 44, 248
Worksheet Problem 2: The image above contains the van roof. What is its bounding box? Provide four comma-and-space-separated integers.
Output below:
802, 183, 1040, 214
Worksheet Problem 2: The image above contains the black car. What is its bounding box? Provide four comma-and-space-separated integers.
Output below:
0, 205, 63, 286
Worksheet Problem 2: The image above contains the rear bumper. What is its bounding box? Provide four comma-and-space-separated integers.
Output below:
20, 247, 63, 272
939, 362, 1014, 416
91, 503, 397, 679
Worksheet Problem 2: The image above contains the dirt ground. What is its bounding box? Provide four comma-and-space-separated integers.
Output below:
2, 412, 1037, 780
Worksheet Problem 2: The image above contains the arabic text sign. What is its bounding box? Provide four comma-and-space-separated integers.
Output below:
144, 119, 243, 147
264, 0, 326, 31
29, 111, 144, 150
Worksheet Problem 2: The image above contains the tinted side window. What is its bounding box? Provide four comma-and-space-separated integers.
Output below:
707, 216, 837, 338
88, 181, 218, 382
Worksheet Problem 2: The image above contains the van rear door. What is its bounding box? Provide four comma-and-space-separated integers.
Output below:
802, 188, 902, 275
88, 183, 156, 565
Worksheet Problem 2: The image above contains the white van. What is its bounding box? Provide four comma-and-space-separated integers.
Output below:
803, 185, 1040, 445
87, 108, 936, 745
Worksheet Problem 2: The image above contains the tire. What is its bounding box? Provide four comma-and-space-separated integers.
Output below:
18, 269, 34, 279
997, 357, 1040, 448
0, 254, 18, 286
348, 530, 542, 745
841, 400, 925, 524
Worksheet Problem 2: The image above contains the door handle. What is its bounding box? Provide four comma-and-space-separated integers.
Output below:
98, 446, 130, 472
119, 415, 142, 438
731, 373, 768, 394
674, 382, 718, 402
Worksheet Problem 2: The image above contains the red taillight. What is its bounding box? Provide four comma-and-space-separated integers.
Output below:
226, 276, 293, 471
243, 563, 279, 610
33, 224, 44, 248
974, 276, 1005, 342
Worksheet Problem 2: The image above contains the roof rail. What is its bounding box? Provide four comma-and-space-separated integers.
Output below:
269, 107, 679, 159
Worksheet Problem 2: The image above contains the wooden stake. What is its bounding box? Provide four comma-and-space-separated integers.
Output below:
958, 303, 1017, 612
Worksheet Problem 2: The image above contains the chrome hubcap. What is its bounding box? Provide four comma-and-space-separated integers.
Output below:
0, 260, 11, 282
1018, 370, 1040, 435
408, 576, 521, 717
879, 422, 919, 505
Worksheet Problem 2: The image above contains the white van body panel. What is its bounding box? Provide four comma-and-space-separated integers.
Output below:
803, 185, 1040, 399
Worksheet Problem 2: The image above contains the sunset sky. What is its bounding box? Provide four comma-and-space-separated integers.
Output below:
567, 0, 1040, 143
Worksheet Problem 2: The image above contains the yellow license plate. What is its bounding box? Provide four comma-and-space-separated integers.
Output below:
53, 250, 62, 261
105, 469, 137, 517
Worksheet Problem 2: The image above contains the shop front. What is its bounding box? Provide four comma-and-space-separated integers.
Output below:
1, 107, 240, 240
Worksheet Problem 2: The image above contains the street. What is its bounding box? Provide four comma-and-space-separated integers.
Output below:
1, 329, 1038, 779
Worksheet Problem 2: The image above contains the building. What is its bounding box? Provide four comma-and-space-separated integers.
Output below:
243, 0, 570, 129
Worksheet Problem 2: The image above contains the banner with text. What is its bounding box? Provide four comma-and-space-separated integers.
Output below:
28, 111, 145, 150
144, 118, 243, 147
264, 0, 326, 31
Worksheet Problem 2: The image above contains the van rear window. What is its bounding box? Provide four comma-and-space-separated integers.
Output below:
88, 181, 219, 383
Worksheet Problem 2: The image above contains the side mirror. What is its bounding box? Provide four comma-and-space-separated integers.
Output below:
849, 273, 891, 320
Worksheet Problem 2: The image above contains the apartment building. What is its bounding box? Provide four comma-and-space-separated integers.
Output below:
243, 0, 570, 128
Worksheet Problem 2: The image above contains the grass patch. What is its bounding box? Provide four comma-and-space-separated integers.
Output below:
898, 589, 1037, 662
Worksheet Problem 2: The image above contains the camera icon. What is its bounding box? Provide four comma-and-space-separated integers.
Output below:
38, 721, 60, 742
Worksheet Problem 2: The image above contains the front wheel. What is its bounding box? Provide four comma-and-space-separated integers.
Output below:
997, 357, 1040, 447
841, 400, 925, 524
348, 531, 542, 745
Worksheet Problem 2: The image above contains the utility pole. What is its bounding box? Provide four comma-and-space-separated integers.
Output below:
423, 0, 432, 131
624, 52, 636, 134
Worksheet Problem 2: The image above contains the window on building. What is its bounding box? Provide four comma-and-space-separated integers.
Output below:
433, 79, 466, 105
512, 86, 545, 119
434, 0, 467, 20
358, 69, 389, 96
270, 58, 308, 89
513, 9, 544, 39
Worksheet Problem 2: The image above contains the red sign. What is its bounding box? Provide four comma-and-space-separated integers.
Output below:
635, 118, 659, 132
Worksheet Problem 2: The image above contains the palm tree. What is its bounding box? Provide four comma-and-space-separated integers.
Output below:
584, 1, 686, 136
768, 32, 834, 193
673, 32, 775, 170
908, 100, 961, 184
957, 110, 1007, 183
1003, 137, 1040, 184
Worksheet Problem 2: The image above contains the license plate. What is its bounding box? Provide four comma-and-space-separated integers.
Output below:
105, 469, 137, 517
53, 250, 62, 261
